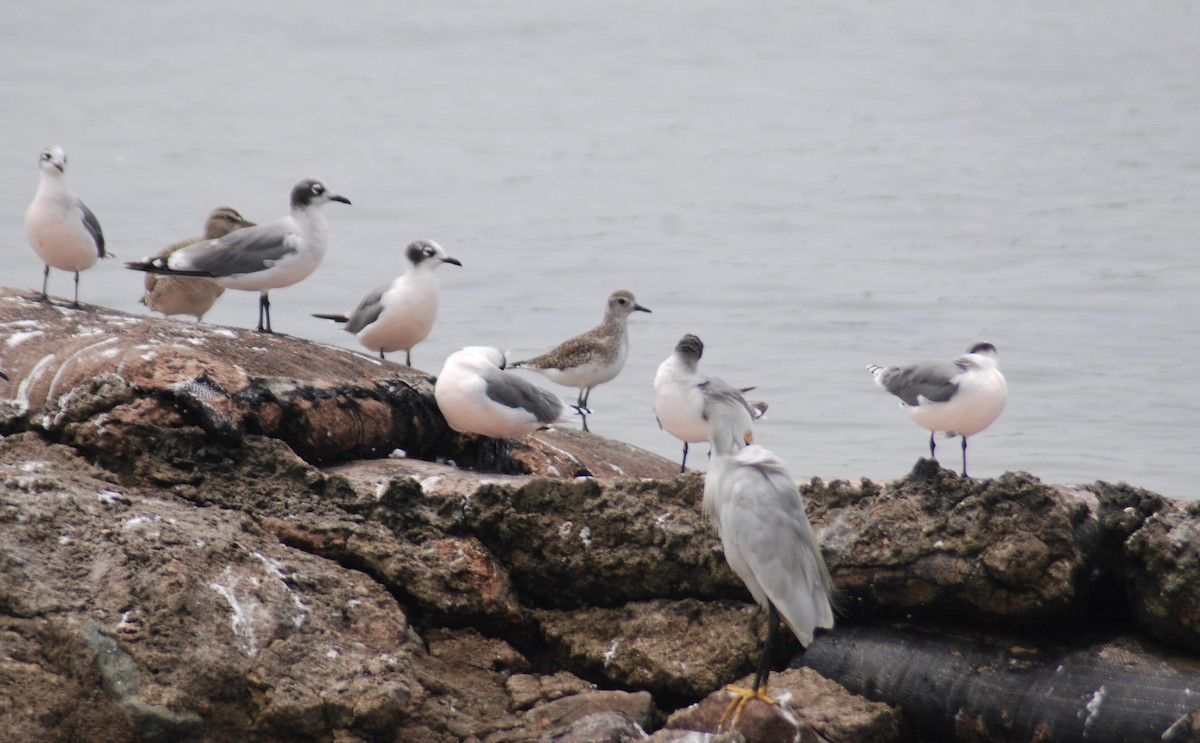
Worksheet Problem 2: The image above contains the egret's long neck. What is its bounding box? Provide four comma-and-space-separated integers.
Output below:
707, 407, 752, 458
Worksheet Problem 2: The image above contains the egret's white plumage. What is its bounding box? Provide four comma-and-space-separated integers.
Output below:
654, 334, 766, 472
868, 342, 1007, 476
314, 239, 461, 366
435, 346, 574, 439
25, 146, 107, 308
126, 179, 350, 333
701, 393, 833, 723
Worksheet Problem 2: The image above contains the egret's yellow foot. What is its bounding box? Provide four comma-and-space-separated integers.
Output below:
717, 683, 776, 729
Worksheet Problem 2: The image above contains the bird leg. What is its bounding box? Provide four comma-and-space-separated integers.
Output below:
680, 442, 689, 474
40, 265, 51, 301
718, 604, 780, 730
404, 350, 412, 366
961, 436, 969, 478
257, 293, 273, 333
928, 431, 937, 460
72, 270, 81, 309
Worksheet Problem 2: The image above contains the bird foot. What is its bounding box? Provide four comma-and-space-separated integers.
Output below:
717, 683, 776, 730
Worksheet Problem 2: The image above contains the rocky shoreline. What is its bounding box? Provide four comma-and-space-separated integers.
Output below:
2, 287, 1198, 743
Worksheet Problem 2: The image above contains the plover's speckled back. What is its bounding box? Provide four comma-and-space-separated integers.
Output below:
511, 289, 651, 415
654, 334, 767, 472
435, 346, 572, 439
126, 178, 350, 333
867, 342, 1007, 477
142, 207, 256, 321
25, 146, 108, 308
313, 239, 462, 366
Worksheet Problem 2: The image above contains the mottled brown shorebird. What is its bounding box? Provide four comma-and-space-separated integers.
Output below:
141, 207, 255, 321
511, 290, 651, 428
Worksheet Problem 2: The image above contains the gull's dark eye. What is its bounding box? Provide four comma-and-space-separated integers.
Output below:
618, 298, 628, 305
424, 247, 435, 256
311, 183, 324, 195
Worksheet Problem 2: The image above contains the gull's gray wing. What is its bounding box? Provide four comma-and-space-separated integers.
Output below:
699, 377, 759, 421
343, 285, 388, 333
878, 359, 962, 405
178, 219, 298, 277
79, 200, 106, 257
483, 369, 563, 424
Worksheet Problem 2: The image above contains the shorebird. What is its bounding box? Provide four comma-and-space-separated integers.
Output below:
867, 342, 1008, 477
25, 146, 108, 308
434, 346, 578, 439
313, 239, 462, 366
511, 290, 650, 428
702, 391, 834, 729
654, 334, 767, 473
141, 207, 256, 320
125, 178, 350, 333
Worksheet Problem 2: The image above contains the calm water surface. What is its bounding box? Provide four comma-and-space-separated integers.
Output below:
2, 1, 1197, 497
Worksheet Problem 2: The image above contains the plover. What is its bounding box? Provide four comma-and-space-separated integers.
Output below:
511, 289, 651, 415
702, 389, 834, 726
142, 207, 256, 321
654, 333, 767, 472
868, 342, 1008, 477
313, 239, 462, 366
126, 178, 350, 333
25, 146, 108, 308
435, 346, 576, 439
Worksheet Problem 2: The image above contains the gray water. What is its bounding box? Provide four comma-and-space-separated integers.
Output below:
2, 0, 1197, 497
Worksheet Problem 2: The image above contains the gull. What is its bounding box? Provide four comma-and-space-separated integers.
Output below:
125, 178, 350, 333
653, 334, 767, 473
434, 346, 578, 439
511, 290, 650, 430
141, 207, 256, 321
25, 145, 107, 308
867, 342, 1007, 477
313, 239, 462, 366
702, 390, 834, 729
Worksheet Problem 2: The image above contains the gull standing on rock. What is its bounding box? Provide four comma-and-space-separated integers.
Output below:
313, 239, 462, 366
511, 290, 650, 430
654, 334, 767, 473
25, 146, 107, 308
435, 346, 577, 439
125, 178, 350, 333
867, 342, 1007, 477
141, 207, 256, 321
702, 390, 834, 729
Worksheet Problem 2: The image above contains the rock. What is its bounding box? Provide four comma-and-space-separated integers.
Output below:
1092, 481, 1200, 651
0, 287, 679, 478
524, 690, 654, 739
506, 672, 596, 712
663, 685, 826, 743
534, 599, 765, 698
806, 461, 1101, 623
8, 289, 1200, 742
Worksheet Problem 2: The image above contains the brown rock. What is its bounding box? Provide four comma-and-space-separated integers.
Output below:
664, 685, 826, 743
535, 599, 764, 698
1093, 481, 1200, 650
806, 461, 1101, 622
524, 689, 654, 733
0, 286, 679, 478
